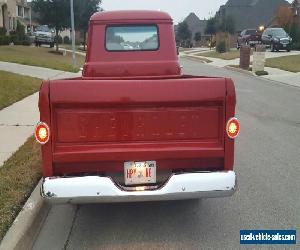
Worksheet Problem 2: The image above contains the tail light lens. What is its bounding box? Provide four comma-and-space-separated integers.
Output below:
226, 117, 240, 139
35, 122, 50, 144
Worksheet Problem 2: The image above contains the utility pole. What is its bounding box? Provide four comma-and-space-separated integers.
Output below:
70, 0, 76, 68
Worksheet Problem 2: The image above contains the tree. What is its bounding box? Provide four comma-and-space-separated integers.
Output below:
276, 6, 293, 28
32, 0, 70, 51
176, 21, 192, 47
218, 15, 236, 34
194, 32, 202, 42
205, 17, 217, 49
74, 0, 102, 50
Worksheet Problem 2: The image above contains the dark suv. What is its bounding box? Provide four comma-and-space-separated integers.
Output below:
261, 28, 292, 52
237, 29, 261, 49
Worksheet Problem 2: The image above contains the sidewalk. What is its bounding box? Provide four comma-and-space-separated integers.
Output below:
180, 50, 300, 88
0, 62, 81, 166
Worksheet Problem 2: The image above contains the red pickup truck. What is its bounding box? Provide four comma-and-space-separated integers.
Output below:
35, 10, 239, 203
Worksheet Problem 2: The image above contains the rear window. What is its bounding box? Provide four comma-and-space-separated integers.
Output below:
105, 25, 159, 51
245, 30, 257, 35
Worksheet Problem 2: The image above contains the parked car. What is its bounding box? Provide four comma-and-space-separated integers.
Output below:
261, 28, 292, 52
34, 25, 55, 48
36, 10, 239, 204
237, 29, 262, 49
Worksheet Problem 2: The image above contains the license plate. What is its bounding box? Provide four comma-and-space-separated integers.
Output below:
124, 161, 156, 185
283, 44, 287, 47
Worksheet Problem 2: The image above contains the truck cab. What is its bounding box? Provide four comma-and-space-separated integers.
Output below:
36, 11, 239, 203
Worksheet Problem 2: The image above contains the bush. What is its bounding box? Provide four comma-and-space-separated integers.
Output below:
9, 35, 19, 45
0, 36, 10, 45
292, 42, 300, 51
0, 34, 31, 46
3, 21, 31, 46
216, 40, 227, 53
0, 28, 6, 36
16, 20, 25, 37
22, 35, 32, 46
63, 36, 70, 44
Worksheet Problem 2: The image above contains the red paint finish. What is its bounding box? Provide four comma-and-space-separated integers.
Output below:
224, 78, 237, 170
38, 80, 53, 177
84, 11, 180, 78
38, 11, 237, 178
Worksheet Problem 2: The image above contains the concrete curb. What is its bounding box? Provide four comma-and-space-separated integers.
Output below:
225, 65, 256, 76
0, 180, 50, 250
180, 55, 210, 64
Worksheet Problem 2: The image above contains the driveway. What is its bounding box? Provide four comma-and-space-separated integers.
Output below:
32, 58, 300, 249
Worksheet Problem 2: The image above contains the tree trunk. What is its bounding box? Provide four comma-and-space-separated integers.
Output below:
83, 31, 86, 51
55, 28, 59, 52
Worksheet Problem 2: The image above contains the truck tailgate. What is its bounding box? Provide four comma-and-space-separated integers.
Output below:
47, 77, 229, 176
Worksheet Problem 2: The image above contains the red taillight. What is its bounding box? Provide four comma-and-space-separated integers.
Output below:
226, 117, 240, 139
35, 122, 50, 144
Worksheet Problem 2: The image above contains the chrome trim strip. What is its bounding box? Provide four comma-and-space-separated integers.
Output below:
41, 171, 236, 204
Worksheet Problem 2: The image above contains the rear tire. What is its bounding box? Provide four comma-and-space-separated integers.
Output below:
50, 42, 54, 48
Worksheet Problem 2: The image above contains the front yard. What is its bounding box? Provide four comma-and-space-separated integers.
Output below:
0, 71, 41, 110
0, 137, 41, 241
0, 46, 85, 72
266, 55, 300, 73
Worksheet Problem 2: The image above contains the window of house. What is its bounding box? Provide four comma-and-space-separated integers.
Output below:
17, 6, 23, 17
24, 8, 30, 18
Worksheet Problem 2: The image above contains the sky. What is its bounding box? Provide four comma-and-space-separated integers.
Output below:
102, 0, 294, 24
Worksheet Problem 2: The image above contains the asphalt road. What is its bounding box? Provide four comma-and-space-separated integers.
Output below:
33, 58, 300, 250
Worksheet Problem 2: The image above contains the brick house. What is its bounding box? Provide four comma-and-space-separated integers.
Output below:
0, 0, 33, 34
291, 0, 300, 27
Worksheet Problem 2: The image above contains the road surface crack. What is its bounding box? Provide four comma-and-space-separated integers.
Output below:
64, 205, 79, 250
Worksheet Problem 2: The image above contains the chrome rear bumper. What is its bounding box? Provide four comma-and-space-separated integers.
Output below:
41, 171, 236, 204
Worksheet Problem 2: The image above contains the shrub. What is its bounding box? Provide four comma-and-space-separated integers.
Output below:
16, 20, 25, 38
0, 34, 31, 46
216, 40, 227, 53
63, 36, 70, 44
0, 28, 6, 36
292, 42, 300, 51
9, 35, 19, 44
22, 35, 32, 46
4, 21, 30, 46
0, 36, 10, 45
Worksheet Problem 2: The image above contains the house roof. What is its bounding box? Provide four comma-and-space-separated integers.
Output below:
90, 10, 172, 22
217, 0, 290, 31
184, 13, 208, 36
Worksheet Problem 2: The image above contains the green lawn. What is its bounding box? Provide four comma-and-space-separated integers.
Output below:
0, 137, 41, 241
0, 46, 85, 72
0, 71, 41, 110
266, 55, 300, 73
200, 49, 253, 60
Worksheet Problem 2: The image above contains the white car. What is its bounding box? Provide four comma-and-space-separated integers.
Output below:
35, 25, 55, 48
